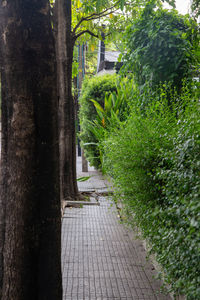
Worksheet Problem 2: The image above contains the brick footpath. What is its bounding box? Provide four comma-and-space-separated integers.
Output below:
61, 157, 172, 300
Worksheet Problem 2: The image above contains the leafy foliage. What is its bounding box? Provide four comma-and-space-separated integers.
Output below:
86, 77, 134, 168
122, 4, 199, 90
79, 75, 136, 168
79, 74, 117, 168
191, 0, 200, 17
103, 83, 200, 299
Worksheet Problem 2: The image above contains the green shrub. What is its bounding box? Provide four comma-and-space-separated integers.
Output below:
122, 3, 199, 91
103, 83, 200, 299
79, 74, 117, 169
79, 75, 135, 169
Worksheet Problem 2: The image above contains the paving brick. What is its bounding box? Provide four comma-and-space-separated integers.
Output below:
62, 156, 172, 300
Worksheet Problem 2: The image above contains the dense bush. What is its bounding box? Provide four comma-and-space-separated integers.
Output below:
79, 74, 117, 168
103, 83, 200, 299
79, 74, 135, 169
87, 77, 138, 169
122, 3, 199, 90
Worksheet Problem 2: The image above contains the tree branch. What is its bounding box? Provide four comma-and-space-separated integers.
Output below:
73, 29, 112, 42
74, 30, 99, 41
72, 1, 120, 35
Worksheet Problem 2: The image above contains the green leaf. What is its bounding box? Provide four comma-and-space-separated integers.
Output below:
77, 176, 91, 182
90, 99, 104, 113
120, 0, 125, 11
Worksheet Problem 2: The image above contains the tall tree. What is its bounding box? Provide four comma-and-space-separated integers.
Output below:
55, 0, 124, 201
56, 0, 79, 201
0, 0, 62, 299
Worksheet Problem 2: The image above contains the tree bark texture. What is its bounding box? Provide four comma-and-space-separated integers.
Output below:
56, 0, 79, 201
0, 1, 62, 299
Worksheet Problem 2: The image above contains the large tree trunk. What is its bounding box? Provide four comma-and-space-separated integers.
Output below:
0, 1, 62, 299
56, 0, 79, 201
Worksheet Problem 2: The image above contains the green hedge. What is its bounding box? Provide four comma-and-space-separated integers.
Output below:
103, 84, 200, 299
79, 74, 117, 169
122, 5, 199, 91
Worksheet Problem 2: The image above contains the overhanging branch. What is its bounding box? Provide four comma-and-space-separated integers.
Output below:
72, 1, 120, 35
74, 30, 99, 41
73, 29, 112, 42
